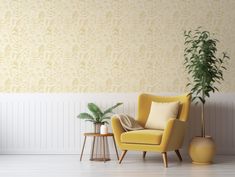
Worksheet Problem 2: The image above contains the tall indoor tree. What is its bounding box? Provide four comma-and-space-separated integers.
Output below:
184, 27, 230, 164
184, 27, 230, 137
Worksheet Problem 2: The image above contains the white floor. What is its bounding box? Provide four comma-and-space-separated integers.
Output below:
0, 154, 235, 177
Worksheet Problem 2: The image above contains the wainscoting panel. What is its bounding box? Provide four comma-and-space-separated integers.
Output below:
0, 93, 137, 155
185, 94, 235, 155
0, 93, 234, 155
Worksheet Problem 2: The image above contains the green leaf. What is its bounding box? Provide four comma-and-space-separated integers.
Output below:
198, 97, 205, 104
87, 103, 103, 120
186, 83, 191, 87
77, 113, 94, 120
184, 27, 230, 105
192, 96, 197, 102
221, 66, 227, 70
103, 103, 123, 115
77, 113, 96, 122
101, 117, 111, 120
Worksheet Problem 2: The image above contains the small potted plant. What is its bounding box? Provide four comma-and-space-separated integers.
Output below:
184, 27, 230, 164
77, 102, 123, 133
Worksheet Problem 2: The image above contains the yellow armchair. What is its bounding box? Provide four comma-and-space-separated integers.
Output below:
111, 93, 191, 167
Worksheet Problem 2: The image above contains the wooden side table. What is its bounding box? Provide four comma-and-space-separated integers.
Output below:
80, 133, 119, 162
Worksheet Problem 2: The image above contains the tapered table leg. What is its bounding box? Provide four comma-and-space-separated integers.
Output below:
81, 133, 115, 162
102, 137, 106, 162
112, 136, 119, 160
80, 136, 87, 161
90, 137, 96, 160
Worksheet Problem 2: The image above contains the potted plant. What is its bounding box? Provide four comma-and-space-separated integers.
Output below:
184, 27, 230, 164
77, 102, 123, 133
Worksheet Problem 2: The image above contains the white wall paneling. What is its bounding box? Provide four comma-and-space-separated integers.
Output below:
0, 93, 234, 155
0, 93, 137, 155
186, 94, 235, 155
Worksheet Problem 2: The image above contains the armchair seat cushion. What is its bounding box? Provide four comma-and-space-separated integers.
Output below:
121, 129, 163, 145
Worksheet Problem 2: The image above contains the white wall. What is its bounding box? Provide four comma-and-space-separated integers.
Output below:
0, 93, 234, 155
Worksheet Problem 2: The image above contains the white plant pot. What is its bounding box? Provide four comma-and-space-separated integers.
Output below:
100, 125, 108, 134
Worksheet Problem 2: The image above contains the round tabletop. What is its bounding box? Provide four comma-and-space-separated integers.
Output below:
83, 133, 114, 137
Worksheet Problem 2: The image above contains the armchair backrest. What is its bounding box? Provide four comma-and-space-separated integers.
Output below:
137, 93, 191, 127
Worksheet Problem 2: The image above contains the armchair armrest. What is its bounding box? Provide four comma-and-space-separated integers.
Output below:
111, 116, 125, 149
160, 118, 187, 152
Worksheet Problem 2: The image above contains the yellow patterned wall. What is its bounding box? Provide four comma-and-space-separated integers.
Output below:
0, 0, 234, 92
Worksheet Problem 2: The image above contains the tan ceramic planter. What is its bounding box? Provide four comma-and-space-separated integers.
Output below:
189, 136, 216, 164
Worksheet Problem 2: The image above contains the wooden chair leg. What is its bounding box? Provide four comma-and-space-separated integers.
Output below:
143, 151, 147, 159
119, 150, 127, 164
162, 152, 168, 168
175, 149, 183, 162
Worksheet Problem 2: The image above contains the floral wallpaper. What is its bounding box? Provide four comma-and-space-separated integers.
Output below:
0, 0, 234, 92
